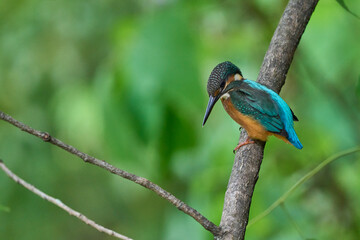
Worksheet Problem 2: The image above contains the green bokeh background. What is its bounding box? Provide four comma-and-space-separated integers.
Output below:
1, 0, 360, 239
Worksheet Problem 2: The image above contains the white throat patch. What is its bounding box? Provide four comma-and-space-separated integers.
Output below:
221, 93, 230, 100
234, 73, 242, 81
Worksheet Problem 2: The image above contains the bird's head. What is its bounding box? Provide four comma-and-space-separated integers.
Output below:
202, 61, 243, 126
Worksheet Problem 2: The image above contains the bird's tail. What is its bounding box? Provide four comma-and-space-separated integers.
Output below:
287, 128, 303, 149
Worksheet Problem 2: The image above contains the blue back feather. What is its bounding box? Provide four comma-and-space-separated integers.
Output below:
242, 80, 303, 149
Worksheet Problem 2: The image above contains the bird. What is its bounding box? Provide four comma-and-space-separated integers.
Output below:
202, 61, 302, 152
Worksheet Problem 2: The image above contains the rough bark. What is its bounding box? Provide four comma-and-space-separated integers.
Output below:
217, 0, 318, 239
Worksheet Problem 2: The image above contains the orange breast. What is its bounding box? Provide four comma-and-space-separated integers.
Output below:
221, 97, 270, 141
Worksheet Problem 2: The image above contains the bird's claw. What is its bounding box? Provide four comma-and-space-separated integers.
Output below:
232, 138, 255, 154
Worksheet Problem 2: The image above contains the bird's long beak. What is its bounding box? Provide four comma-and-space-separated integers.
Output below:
202, 95, 219, 126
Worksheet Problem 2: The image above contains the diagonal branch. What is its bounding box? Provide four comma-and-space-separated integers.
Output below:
218, 0, 319, 239
0, 110, 221, 236
0, 160, 132, 240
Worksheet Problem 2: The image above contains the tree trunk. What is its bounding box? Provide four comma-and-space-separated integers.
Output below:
216, 0, 319, 239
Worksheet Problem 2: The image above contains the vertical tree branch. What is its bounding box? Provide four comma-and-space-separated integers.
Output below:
217, 0, 318, 239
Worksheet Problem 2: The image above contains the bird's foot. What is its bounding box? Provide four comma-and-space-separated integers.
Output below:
233, 138, 255, 153
238, 126, 243, 132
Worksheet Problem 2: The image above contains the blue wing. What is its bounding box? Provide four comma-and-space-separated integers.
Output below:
227, 80, 303, 149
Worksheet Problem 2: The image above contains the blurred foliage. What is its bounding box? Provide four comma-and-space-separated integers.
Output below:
0, 0, 360, 239
336, 0, 360, 18
0, 204, 10, 213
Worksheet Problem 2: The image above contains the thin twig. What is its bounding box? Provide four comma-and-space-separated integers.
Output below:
0, 110, 220, 236
0, 160, 132, 240
248, 146, 360, 227
280, 203, 306, 240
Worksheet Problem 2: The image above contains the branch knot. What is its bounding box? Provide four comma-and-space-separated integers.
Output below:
42, 132, 51, 142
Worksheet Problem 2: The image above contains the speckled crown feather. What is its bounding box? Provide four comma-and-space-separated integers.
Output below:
207, 61, 242, 96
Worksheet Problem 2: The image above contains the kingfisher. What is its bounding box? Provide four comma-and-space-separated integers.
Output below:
202, 61, 302, 152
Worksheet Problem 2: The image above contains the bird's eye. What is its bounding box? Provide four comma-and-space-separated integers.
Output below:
220, 81, 225, 89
